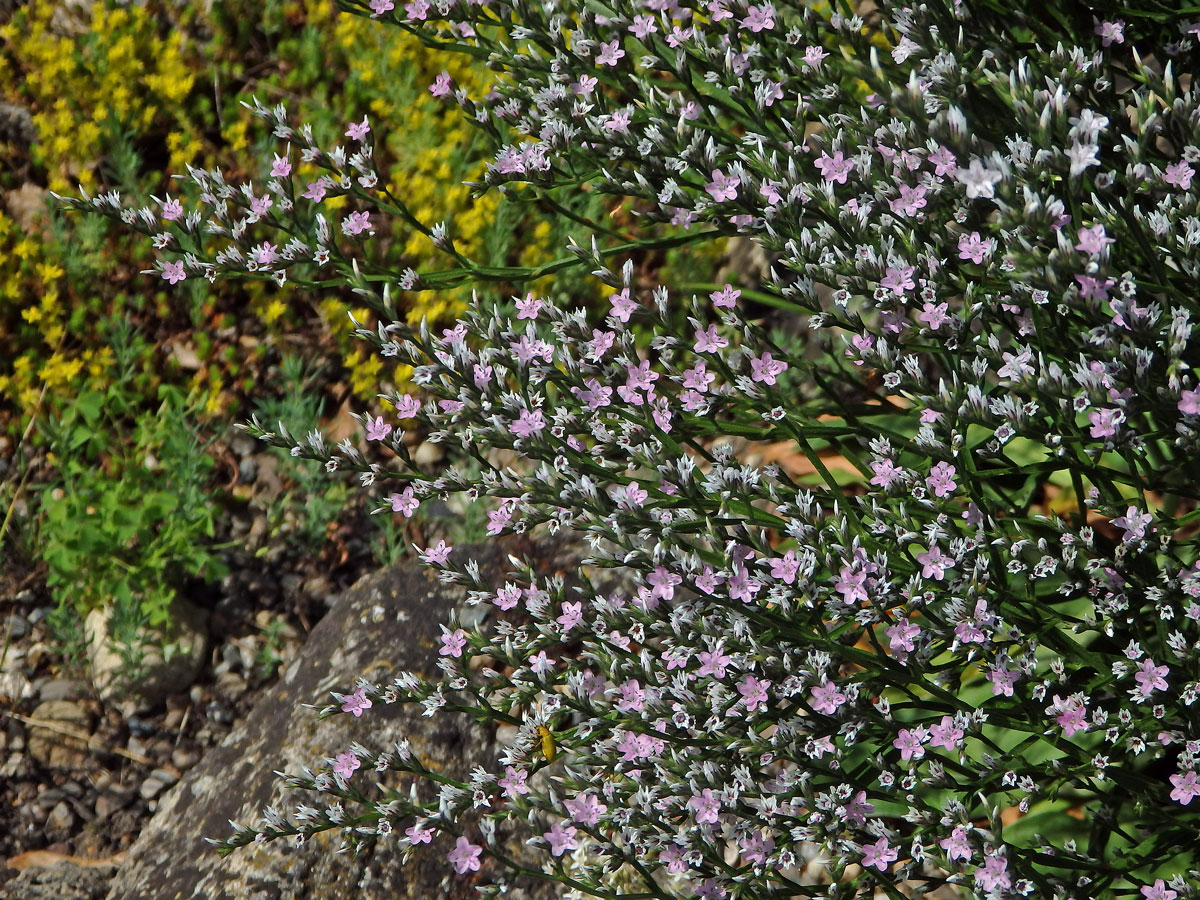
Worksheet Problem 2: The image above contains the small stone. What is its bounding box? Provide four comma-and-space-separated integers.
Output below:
139, 767, 179, 801
37, 678, 85, 702
4, 613, 30, 640
86, 597, 208, 713
94, 785, 136, 821
26, 700, 93, 769
47, 799, 76, 833
238, 457, 258, 484
171, 747, 200, 771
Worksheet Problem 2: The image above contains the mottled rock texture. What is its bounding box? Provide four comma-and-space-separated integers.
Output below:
105, 537, 566, 900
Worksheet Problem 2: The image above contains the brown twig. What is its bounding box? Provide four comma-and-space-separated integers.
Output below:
1, 709, 154, 766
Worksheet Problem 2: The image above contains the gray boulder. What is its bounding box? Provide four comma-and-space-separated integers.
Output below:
105, 538, 565, 900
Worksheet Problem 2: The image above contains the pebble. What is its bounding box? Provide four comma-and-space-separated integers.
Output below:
47, 800, 76, 832
206, 700, 234, 725
4, 614, 30, 640
139, 768, 179, 801
94, 786, 136, 821
414, 440, 445, 466
37, 677, 84, 702
171, 747, 201, 770
238, 457, 258, 484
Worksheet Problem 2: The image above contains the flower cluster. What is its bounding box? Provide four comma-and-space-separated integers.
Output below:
75, 0, 1200, 898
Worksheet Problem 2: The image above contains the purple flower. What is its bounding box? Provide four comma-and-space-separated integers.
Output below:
737, 674, 769, 712
860, 836, 898, 871
161, 260, 186, 284
926, 462, 957, 497
916, 544, 953, 580
1095, 20, 1125, 46
1179, 388, 1200, 415
939, 825, 972, 861
1112, 506, 1152, 542
419, 540, 453, 564
1133, 658, 1169, 698
956, 157, 1003, 199
389, 487, 419, 516
809, 680, 846, 715
974, 855, 1012, 893
929, 715, 964, 751
595, 39, 625, 66
447, 836, 482, 874
341, 687, 372, 718
439, 627, 467, 658
333, 750, 361, 778
1165, 160, 1195, 189
881, 265, 916, 295
365, 415, 392, 442
429, 71, 453, 97
345, 117, 370, 141
544, 823, 579, 857
405, 822, 433, 843
511, 408, 546, 437
498, 766, 529, 799
814, 150, 854, 184
706, 169, 741, 202
343, 211, 372, 236
1088, 408, 1121, 438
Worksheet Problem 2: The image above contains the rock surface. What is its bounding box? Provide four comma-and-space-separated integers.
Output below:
3, 859, 118, 900
104, 537, 563, 900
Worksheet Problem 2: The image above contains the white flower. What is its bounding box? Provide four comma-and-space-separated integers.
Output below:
956, 157, 1003, 199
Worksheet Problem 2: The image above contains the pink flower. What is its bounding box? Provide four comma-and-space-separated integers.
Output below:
1088, 408, 1121, 438
814, 150, 854, 184
544, 823, 579, 857
404, 0, 428, 20
270, 153, 291, 178
957, 231, 991, 264
419, 540, 453, 564
737, 674, 769, 712
809, 680, 846, 715
516, 293, 542, 319
343, 211, 372, 236
893, 727, 928, 761
928, 145, 957, 177
710, 283, 740, 308
389, 487, 419, 516
369, 0, 395, 15
302, 178, 329, 202
917, 301, 951, 330
987, 665, 1021, 697
938, 825, 972, 861
749, 351, 788, 385
890, 183, 928, 216
1170, 770, 1200, 805
1142, 879, 1179, 900
1134, 658, 1169, 697
405, 822, 433, 843
870, 458, 902, 488
929, 715, 964, 751
1095, 20, 1125, 46
860, 836, 898, 871
511, 408, 546, 438
345, 117, 371, 141
160, 196, 183, 220
881, 264, 916, 295
916, 544, 953, 580
161, 260, 186, 284
739, 4, 775, 32
439, 627, 467, 658
1165, 160, 1195, 190
687, 788, 721, 824
429, 71, 453, 97
341, 687, 372, 717
1075, 224, 1114, 255
1112, 505, 1153, 542
706, 169, 741, 202
926, 461, 957, 497
595, 39, 625, 66
447, 836, 482, 874
695, 325, 728, 353
1179, 388, 1200, 415
365, 415, 392, 441
609, 288, 637, 322
974, 855, 1012, 893
333, 750, 361, 778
